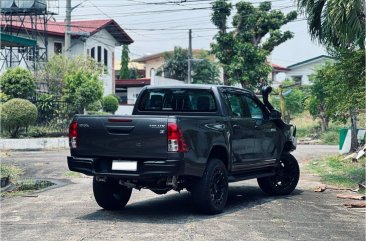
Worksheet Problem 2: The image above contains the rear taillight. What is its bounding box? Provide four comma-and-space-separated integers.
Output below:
167, 122, 188, 152
68, 121, 78, 149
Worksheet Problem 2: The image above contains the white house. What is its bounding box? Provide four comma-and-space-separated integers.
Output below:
286, 55, 336, 85
0, 19, 133, 96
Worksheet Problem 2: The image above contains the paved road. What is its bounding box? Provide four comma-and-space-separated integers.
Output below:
1, 145, 365, 241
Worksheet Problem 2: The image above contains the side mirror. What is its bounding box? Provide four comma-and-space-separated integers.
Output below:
270, 110, 281, 119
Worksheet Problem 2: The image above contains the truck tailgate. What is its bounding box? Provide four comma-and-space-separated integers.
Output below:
74, 115, 168, 159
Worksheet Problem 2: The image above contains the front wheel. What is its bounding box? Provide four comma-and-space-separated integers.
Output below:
93, 177, 132, 210
190, 159, 228, 214
257, 153, 300, 195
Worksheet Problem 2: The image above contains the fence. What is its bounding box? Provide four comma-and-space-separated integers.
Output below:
30, 99, 72, 137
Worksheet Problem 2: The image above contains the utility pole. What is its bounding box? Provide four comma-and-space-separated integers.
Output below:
65, 0, 71, 56
187, 29, 192, 84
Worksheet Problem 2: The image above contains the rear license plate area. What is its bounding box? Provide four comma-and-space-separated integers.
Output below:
112, 160, 137, 171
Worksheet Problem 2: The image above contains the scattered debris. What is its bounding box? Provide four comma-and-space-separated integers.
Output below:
342, 145, 365, 162
358, 183, 366, 191
314, 185, 327, 192
343, 153, 357, 161
356, 144, 366, 160
336, 194, 365, 200
344, 202, 366, 208
313, 185, 358, 192
21, 194, 39, 198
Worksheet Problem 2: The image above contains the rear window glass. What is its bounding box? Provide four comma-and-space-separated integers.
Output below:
138, 89, 217, 112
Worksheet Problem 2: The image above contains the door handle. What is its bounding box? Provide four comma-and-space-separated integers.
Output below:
232, 124, 241, 129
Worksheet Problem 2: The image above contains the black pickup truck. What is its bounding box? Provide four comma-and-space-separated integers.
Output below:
67, 85, 299, 214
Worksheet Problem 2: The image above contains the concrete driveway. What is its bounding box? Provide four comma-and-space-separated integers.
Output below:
1, 145, 365, 241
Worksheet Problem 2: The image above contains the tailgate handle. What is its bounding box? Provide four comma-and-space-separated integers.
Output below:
106, 126, 135, 135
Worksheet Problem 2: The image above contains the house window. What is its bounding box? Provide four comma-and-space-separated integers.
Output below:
97, 46, 102, 63
104, 48, 108, 67
54, 42, 62, 54
292, 76, 302, 85
91, 47, 95, 59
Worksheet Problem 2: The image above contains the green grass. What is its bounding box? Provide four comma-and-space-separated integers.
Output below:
2, 179, 54, 197
64, 171, 82, 178
320, 128, 340, 145
292, 112, 319, 138
307, 155, 366, 191
0, 164, 24, 179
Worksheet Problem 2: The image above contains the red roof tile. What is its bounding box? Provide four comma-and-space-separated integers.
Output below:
115, 78, 151, 87
1, 19, 133, 44
271, 63, 289, 71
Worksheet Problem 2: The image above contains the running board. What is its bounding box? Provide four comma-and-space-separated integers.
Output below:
228, 171, 275, 183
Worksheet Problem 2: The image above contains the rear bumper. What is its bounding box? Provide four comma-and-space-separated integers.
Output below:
67, 156, 184, 179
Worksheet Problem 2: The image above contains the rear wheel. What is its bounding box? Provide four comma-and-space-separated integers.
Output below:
191, 159, 228, 214
257, 153, 300, 195
93, 177, 132, 210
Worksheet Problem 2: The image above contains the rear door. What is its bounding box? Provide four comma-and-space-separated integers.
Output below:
75, 116, 168, 159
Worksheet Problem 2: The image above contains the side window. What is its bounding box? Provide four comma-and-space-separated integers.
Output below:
54, 42, 62, 54
97, 46, 102, 63
223, 93, 251, 118
91, 47, 95, 59
104, 48, 108, 67
244, 96, 264, 119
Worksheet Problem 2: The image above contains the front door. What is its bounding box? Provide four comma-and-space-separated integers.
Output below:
243, 95, 278, 164
222, 92, 258, 172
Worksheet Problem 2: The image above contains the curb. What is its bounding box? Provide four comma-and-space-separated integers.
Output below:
1, 137, 68, 151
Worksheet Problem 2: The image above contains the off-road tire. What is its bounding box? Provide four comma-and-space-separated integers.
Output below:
191, 159, 228, 214
257, 153, 300, 195
93, 177, 132, 210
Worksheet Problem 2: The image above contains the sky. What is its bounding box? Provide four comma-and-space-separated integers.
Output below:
53, 0, 327, 67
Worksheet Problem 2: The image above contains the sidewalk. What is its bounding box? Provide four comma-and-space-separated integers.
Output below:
1, 137, 68, 151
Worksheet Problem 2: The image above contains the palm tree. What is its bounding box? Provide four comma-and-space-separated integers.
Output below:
296, 0, 365, 48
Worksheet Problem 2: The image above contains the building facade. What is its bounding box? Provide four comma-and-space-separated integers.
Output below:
0, 19, 133, 96
286, 55, 335, 85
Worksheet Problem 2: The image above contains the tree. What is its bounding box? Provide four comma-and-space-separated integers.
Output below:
37, 55, 103, 97
158, 47, 221, 84
306, 63, 333, 131
128, 68, 142, 79
211, 1, 297, 89
322, 50, 365, 151
192, 51, 221, 84
297, 0, 365, 151
119, 45, 130, 79
0, 67, 36, 100
296, 0, 365, 49
271, 80, 306, 123
63, 69, 104, 115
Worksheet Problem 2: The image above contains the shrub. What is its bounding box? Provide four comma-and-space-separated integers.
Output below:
102, 95, 119, 114
86, 100, 102, 112
0, 67, 36, 99
87, 111, 112, 115
321, 130, 340, 145
0, 92, 10, 103
35, 94, 56, 124
27, 126, 47, 138
1, 98, 38, 138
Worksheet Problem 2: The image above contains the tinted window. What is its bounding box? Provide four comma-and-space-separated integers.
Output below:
139, 89, 217, 112
244, 96, 264, 119
223, 92, 251, 118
